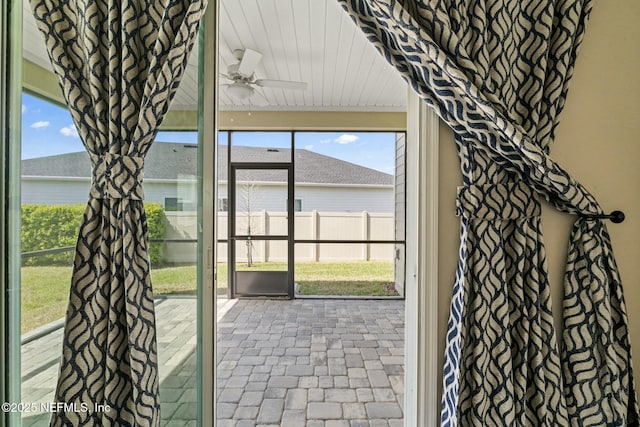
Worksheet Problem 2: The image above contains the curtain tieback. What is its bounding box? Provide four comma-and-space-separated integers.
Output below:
456, 181, 540, 221
90, 153, 145, 200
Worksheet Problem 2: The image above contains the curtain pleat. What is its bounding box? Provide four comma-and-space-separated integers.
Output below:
338, 0, 638, 425
29, 0, 207, 425
563, 218, 637, 425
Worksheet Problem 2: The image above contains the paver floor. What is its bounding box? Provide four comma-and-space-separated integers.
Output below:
20, 297, 404, 426
216, 299, 405, 427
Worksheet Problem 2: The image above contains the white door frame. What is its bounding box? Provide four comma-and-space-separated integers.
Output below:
404, 89, 440, 426
200, 2, 217, 425
2, 1, 23, 426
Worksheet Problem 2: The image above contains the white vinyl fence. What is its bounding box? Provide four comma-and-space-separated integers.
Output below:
163, 211, 396, 264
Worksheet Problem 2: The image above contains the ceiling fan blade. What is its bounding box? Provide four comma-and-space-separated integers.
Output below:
255, 79, 308, 90
237, 48, 263, 77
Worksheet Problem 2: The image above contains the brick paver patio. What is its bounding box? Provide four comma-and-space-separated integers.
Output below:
20, 297, 404, 426
216, 299, 405, 427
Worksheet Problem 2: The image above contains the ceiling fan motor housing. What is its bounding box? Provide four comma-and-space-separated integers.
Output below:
227, 62, 253, 81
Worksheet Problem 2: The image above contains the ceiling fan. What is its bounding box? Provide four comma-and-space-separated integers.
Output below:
221, 48, 308, 101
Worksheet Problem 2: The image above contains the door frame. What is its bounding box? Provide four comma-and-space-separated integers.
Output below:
1, 1, 23, 426
199, 3, 217, 425
228, 162, 295, 299
404, 90, 440, 426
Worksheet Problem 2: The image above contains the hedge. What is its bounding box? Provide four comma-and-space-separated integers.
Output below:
145, 203, 166, 266
21, 203, 166, 266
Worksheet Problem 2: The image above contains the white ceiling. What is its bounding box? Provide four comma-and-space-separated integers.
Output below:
22, 0, 407, 112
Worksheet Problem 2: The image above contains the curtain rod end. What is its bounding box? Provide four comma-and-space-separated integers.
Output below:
580, 210, 625, 223
610, 210, 625, 224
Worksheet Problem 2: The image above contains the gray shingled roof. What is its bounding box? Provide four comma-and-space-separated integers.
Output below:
22, 143, 393, 186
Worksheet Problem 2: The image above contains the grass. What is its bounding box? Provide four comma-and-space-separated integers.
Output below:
295, 262, 397, 296
150, 265, 198, 295
21, 266, 73, 334
231, 261, 398, 295
20, 261, 396, 333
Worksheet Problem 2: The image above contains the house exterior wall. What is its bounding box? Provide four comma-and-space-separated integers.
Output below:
21, 178, 90, 205
218, 183, 394, 213
394, 132, 406, 295
295, 185, 393, 213
22, 178, 198, 210
145, 178, 198, 211
22, 178, 393, 214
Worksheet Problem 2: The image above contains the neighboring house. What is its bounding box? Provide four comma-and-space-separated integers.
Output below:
21, 142, 395, 214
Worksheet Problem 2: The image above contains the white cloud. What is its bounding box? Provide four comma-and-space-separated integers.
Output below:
304, 144, 314, 150
22, 105, 27, 114
30, 121, 50, 129
319, 139, 332, 144
60, 125, 79, 138
335, 134, 359, 145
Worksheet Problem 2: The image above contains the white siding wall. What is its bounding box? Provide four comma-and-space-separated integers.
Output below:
23, 178, 392, 214
22, 178, 197, 209
22, 179, 91, 205
394, 132, 406, 296
223, 184, 290, 212
218, 183, 394, 213
144, 180, 198, 210
296, 186, 393, 213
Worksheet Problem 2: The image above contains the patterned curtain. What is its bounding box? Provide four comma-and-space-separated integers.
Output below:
338, 0, 638, 425
29, 0, 206, 425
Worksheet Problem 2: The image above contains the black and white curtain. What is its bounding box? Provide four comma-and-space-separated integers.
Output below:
29, 0, 206, 425
338, 0, 638, 425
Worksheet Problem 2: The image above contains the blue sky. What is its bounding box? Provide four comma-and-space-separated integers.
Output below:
21, 93, 397, 173
21, 93, 85, 159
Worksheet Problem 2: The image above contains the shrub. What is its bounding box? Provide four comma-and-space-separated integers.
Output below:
145, 203, 166, 266
21, 203, 166, 266
21, 204, 85, 266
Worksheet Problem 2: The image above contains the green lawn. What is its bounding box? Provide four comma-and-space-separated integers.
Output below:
20, 261, 396, 333
227, 261, 398, 296
21, 266, 74, 334
295, 262, 397, 296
